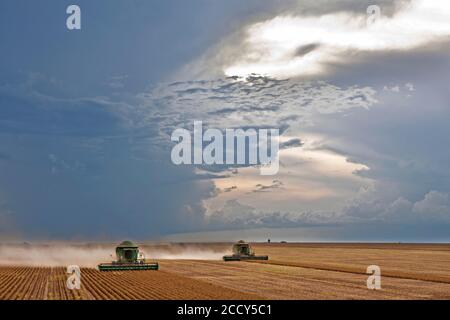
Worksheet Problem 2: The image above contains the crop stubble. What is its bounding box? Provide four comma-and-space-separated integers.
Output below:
1, 243, 450, 300
0, 266, 260, 300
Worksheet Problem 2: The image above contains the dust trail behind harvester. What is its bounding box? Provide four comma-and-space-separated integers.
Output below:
0, 244, 114, 268
0, 243, 229, 267
142, 245, 228, 260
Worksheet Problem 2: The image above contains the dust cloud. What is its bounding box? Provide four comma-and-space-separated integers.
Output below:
0, 244, 114, 268
0, 243, 231, 267
142, 246, 228, 260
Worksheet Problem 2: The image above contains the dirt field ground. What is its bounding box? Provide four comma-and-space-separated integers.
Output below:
0, 267, 260, 300
1, 243, 450, 300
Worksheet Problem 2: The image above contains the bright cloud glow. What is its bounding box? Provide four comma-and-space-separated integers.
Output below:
204, 134, 370, 217
224, 0, 450, 78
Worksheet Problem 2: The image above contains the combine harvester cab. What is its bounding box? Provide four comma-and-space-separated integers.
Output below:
98, 241, 159, 271
223, 240, 269, 261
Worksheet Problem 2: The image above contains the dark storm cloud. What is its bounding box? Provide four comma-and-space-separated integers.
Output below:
294, 43, 321, 57
0, 71, 375, 239
0, 73, 215, 239
1, 0, 294, 239
280, 138, 303, 149
1, 0, 450, 242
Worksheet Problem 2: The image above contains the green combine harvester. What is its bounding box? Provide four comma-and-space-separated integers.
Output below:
223, 240, 269, 261
98, 241, 159, 271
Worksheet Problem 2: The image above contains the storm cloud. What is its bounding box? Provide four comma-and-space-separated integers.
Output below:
1, 0, 450, 241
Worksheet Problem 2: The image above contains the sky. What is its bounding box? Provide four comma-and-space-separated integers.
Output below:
1, 0, 450, 242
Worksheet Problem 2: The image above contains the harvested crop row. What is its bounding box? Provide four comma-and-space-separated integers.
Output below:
80, 268, 262, 300
0, 266, 261, 300
247, 259, 450, 285
0, 267, 50, 300
160, 260, 450, 300
252, 243, 450, 280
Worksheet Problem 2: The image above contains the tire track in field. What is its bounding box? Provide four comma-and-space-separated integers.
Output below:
247, 260, 450, 285
159, 260, 393, 300
160, 260, 450, 300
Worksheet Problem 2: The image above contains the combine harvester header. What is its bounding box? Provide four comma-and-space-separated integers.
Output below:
98, 241, 159, 271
